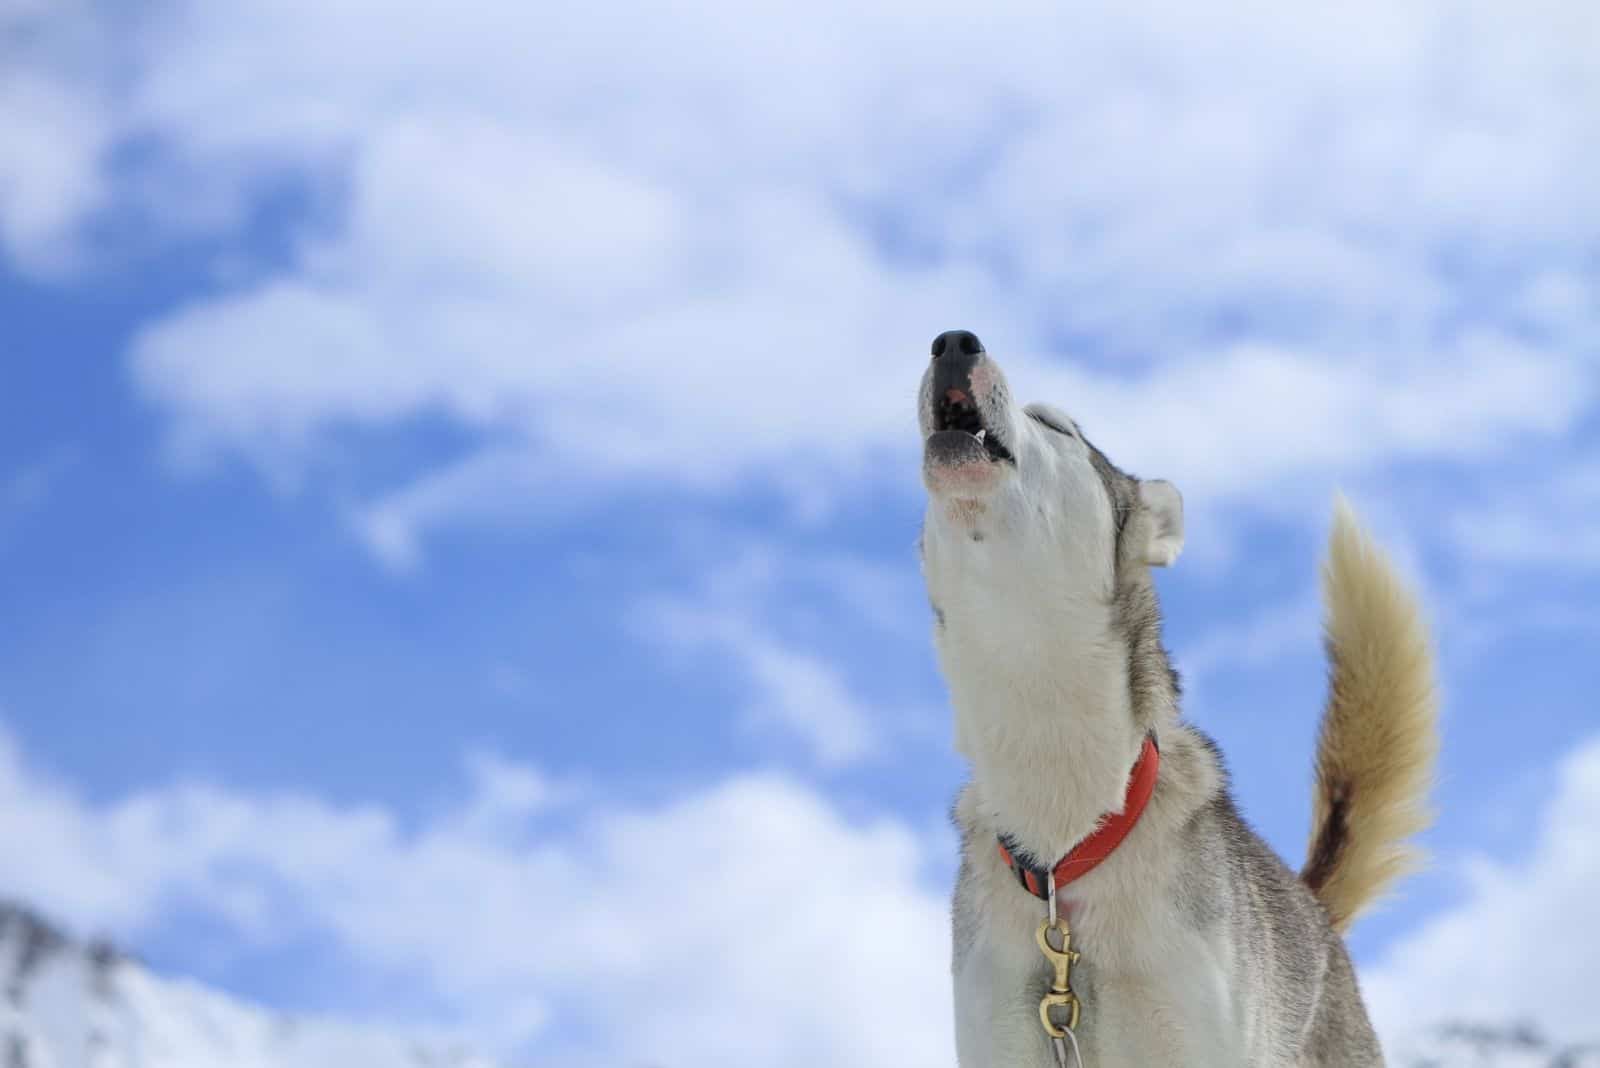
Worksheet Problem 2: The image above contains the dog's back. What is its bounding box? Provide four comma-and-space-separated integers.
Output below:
1172, 789, 1383, 1063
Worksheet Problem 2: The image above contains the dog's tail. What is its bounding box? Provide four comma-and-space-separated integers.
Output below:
1301, 498, 1439, 933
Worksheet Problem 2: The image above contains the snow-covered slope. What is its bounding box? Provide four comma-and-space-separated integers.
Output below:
0, 904, 498, 1068
1388, 1024, 1600, 1068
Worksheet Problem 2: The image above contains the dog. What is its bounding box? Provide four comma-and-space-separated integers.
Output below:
919, 330, 1438, 1066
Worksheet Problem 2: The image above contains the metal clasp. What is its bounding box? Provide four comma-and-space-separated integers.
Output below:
1035, 915, 1081, 1037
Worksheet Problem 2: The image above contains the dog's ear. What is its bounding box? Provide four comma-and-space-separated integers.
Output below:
1138, 480, 1184, 567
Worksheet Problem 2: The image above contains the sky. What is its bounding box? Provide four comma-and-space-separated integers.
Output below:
1, 0, 1598, 1064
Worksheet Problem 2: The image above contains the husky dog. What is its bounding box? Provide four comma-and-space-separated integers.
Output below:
919, 330, 1438, 1067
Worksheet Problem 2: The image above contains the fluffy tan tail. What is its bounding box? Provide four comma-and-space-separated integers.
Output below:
1301, 498, 1439, 933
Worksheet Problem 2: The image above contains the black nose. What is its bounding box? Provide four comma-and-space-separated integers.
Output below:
931, 330, 984, 359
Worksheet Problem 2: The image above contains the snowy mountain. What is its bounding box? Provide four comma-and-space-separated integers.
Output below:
0, 903, 498, 1068
1389, 1024, 1600, 1068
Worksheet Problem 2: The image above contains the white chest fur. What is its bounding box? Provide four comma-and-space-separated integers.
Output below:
949, 726, 1246, 1068
954, 851, 1245, 1068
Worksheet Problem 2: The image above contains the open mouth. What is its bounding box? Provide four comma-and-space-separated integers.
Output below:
932, 388, 1015, 464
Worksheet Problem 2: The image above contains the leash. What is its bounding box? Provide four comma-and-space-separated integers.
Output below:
1038, 872, 1084, 1068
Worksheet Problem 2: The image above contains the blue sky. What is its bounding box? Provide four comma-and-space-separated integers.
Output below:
2, 1, 1599, 1064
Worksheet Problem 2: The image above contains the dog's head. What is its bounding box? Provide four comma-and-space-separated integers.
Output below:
918, 330, 1184, 636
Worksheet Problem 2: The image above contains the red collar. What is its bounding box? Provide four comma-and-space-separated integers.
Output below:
996, 734, 1161, 900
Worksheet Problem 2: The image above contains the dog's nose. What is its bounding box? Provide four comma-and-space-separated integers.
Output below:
931, 330, 984, 359
929, 330, 987, 412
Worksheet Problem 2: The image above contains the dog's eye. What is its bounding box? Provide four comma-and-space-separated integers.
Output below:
1028, 410, 1078, 439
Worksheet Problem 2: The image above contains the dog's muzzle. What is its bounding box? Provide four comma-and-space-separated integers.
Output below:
924, 330, 1015, 469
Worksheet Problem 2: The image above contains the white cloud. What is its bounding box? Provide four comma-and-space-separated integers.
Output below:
343, 448, 589, 573
1014, 337, 1591, 501
1449, 458, 1600, 569
1363, 732, 1600, 1055
0, 71, 109, 273
0, 2, 117, 274
634, 541, 936, 767
647, 598, 881, 767
1174, 589, 1321, 699
0, 721, 954, 1065
0, 0, 1588, 559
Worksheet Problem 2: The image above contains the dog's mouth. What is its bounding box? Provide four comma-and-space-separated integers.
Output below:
930, 387, 1015, 465
921, 330, 1016, 497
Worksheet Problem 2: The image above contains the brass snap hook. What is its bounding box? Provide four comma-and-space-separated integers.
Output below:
1035, 917, 1081, 1038
1040, 989, 1081, 1038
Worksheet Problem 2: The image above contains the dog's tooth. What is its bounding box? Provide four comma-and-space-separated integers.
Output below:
975, 429, 987, 443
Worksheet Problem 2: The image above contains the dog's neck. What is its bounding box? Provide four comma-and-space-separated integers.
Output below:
926, 489, 1190, 864
941, 592, 1169, 864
